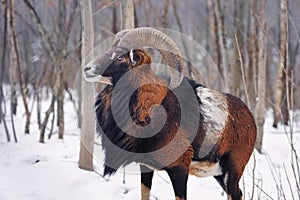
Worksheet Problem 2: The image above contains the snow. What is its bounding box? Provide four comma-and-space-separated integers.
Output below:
0, 98, 299, 200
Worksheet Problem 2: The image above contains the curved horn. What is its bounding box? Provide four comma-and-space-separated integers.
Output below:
117, 27, 184, 88
112, 29, 131, 47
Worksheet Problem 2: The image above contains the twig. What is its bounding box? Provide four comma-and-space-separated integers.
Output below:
251, 152, 256, 200
93, 169, 109, 182
283, 164, 295, 200
254, 182, 274, 200
156, 171, 170, 184
234, 33, 250, 108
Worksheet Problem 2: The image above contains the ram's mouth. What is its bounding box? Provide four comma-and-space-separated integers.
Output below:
84, 73, 113, 85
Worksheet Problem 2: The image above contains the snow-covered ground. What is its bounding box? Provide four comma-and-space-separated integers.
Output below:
0, 98, 299, 200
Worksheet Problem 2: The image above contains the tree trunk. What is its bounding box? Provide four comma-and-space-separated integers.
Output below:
231, 0, 245, 97
121, 0, 134, 29
0, 0, 11, 142
36, 87, 41, 129
162, 0, 169, 28
1, 0, 8, 123
273, 0, 289, 127
9, 0, 31, 134
172, 0, 196, 80
39, 95, 55, 143
57, 0, 67, 139
248, 0, 258, 112
255, 0, 267, 153
79, 0, 95, 171
207, 0, 220, 72
213, 0, 229, 92
111, 0, 118, 34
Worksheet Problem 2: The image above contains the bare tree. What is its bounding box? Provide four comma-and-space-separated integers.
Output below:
273, 0, 289, 127
255, 0, 267, 153
9, 0, 31, 134
23, 0, 79, 142
79, 0, 95, 171
23, 0, 57, 142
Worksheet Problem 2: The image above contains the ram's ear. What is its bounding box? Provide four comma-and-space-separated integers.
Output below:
129, 50, 140, 66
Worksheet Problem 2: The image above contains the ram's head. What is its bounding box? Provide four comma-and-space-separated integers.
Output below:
83, 27, 184, 89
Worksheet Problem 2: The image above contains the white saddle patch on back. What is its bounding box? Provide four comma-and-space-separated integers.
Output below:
196, 87, 229, 158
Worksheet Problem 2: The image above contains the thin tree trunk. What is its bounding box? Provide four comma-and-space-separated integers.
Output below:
39, 95, 55, 143
36, 87, 41, 128
79, 0, 95, 171
48, 110, 55, 139
121, 0, 134, 30
112, 0, 118, 34
2, 108, 10, 142
0, 0, 8, 124
0, 0, 11, 142
10, 102, 17, 142
273, 0, 289, 127
9, 0, 31, 134
232, 0, 245, 97
207, 0, 219, 70
247, 0, 258, 111
207, 0, 224, 90
77, 25, 83, 129
57, 0, 67, 139
8, 0, 18, 116
133, 1, 138, 28
255, 0, 267, 153
213, 0, 229, 92
162, 0, 169, 28
172, 0, 196, 79
36, 56, 48, 130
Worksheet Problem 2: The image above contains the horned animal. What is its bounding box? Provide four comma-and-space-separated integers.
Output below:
84, 27, 256, 200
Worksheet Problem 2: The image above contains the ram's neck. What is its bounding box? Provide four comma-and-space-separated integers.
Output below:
131, 72, 168, 125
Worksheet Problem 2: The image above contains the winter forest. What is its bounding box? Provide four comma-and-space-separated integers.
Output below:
0, 0, 300, 199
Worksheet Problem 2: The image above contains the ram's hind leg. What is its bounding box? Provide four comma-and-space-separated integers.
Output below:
140, 165, 154, 200
214, 172, 242, 200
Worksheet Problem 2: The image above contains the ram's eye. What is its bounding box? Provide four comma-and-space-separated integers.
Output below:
116, 55, 125, 61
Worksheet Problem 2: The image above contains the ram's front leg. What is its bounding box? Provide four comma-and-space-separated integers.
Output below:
140, 165, 154, 200
165, 146, 193, 200
166, 166, 189, 200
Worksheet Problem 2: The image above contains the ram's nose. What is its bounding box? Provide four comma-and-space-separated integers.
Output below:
83, 64, 97, 82
84, 66, 92, 72
84, 63, 97, 73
